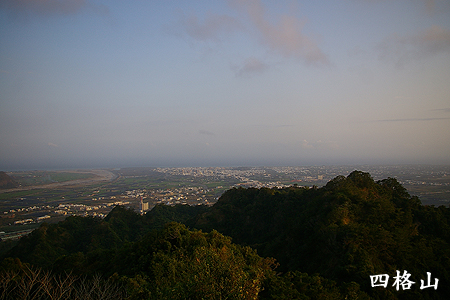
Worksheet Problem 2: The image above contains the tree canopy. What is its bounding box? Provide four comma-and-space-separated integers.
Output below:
1, 171, 449, 299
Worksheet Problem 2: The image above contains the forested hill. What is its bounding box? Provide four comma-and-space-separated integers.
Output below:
190, 171, 450, 298
1, 171, 450, 299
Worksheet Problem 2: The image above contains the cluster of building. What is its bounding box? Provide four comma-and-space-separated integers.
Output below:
157, 166, 328, 184
122, 187, 218, 214
2, 200, 132, 226
156, 167, 269, 182
13, 215, 50, 225
54, 201, 130, 217
7, 205, 52, 214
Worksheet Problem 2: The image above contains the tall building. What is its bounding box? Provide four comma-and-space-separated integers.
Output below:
139, 195, 149, 214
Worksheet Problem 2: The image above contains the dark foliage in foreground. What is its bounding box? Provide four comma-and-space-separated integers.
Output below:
0, 258, 125, 300
191, 171, 450, 299
1, 171, 449, 299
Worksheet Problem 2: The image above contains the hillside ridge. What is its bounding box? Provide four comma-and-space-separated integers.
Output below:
0, 172, 19, 189
2, 170, 449, 299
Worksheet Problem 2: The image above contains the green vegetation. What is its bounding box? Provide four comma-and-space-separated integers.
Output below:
1, 171, 449, 299
0, 190, 38, 201
405, 184, 450, 206
10, 171, 95, 187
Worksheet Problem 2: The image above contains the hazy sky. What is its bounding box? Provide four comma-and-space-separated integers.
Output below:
1, 0, 450, 170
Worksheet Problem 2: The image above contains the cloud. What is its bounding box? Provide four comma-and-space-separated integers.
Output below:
418, 0, 450, 14
432, 108, 450, 113
422, 0, 436, 12
172, 0, 328, 68
199, 129, 215, 136
233, 57, 269, 77
368, 117, 450, 122
301, 140, 314, 149
48, 142, 59, 148
0, 0, 108, 17
357, 0, 448, 14
378, 25, 450, 67
231, 0, 328, 65
173, 11, 241, 42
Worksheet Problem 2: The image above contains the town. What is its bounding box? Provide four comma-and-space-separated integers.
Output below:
1, 165, 450, 241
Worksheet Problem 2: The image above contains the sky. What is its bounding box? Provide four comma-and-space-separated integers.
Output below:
1, 0, 450, 170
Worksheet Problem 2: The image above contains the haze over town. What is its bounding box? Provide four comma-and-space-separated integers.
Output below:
1, 0, 450, 170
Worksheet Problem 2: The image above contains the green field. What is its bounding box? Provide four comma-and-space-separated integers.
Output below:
10, 171, 95, 186
404, 184, 450, 206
